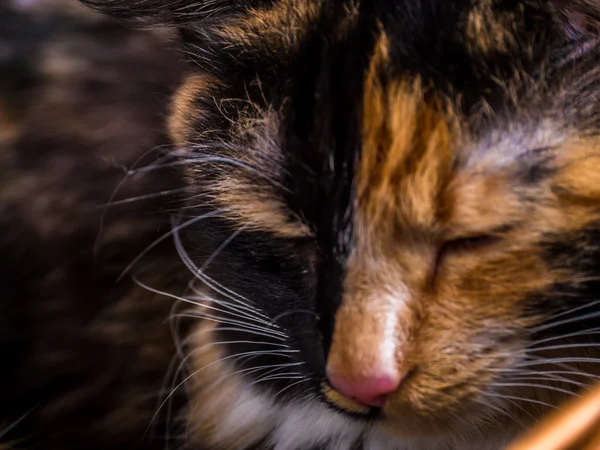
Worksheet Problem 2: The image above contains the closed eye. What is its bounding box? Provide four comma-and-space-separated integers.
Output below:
431, 234, 501, 287
440, 235, 500, 255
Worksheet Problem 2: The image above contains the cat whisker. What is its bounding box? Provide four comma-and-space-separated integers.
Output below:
533, 299, 600, 325
172, 313, 288, 341
527, 326, 600, 346
529, 309, 600, 333
269, 309, 319, 326
135, 278, 247, 321
149, 349, 299, 433
518, 342, 600, 355
0, 404, 38, 440
497, 396, 539, 423
172, 220, 271, 320
199, 224, 249, 272
187, 289, 270, 323
120, 209, 229, 282
94, 143, 176, 259
515, 357, 600, 367
490, 382, 580, 398
172, 345, 299, 398
94, 187, 189, 208
185, 262, 259, 314
124, 158, 198, 175
271, 377, 311, 400
185, 363, 303, 432
184, 295, 279, 329
176, 321, 289, 344
501, 371, 593, 389
472, 397, 526, 429
170, 360, 293, 442
504, 369, 600, 381
250, 373, 305, 385
187, 150, 291, 193
483, 392, 560, 411
135, 278, 283, 337
293, 391, 318, 407
157, 303, 190, 443
137, 280, 287, 348
187, 281, 270, 320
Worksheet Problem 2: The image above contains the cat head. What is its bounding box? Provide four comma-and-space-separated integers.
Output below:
82, 0, 600, 448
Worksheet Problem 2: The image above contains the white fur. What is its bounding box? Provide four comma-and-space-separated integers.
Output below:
271, 401, 364, 450
212, 385, 277, 444
379, 292, 405, 376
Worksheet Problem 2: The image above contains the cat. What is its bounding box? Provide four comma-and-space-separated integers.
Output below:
3, 0, 600, 449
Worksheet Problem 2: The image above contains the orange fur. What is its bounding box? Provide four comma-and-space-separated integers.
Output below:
169, 74, 217, 146
215, 0, 322, 58
465, 0, 521, 55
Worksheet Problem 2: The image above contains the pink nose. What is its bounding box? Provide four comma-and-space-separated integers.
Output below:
327, 370, 401, 408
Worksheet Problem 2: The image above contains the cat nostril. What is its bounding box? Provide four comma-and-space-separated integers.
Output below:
326, 369, 401, 408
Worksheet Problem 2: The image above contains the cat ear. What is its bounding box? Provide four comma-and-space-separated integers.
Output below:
550, 0, 600, 40
79, 0, 268, 27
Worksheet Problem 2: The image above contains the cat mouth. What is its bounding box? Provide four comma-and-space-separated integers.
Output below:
320, 382, 381, 419
319, 381, 483, 436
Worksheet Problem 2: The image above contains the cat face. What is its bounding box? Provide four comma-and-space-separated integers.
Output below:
84, 0, 600, 448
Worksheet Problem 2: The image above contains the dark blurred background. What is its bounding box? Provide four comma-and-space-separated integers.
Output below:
0, 2, 187, 448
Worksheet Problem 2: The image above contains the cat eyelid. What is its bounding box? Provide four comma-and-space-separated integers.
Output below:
438, 224, 515, 257
430, 233, 502, 287
441, 223, 514, 243
440, 234, 501, 255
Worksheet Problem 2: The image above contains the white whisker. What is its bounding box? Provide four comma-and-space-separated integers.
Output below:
94, 144, 174, 259
472, 397, 526, 428
95, 187, 189, 208
529, 309, 600, 333
185, 296, 282, 330
199, 224, 249, 272
483, 392, 561, 411
520, 342, 600, 354
119, 209, 229, 281
536, 300, 600, 325
516, 357, 600, 367
172, 218, 274, 320
148, 349, 299, 433
250, 374, 305, 384
491, 382, 579, 397
272, 378, 311, 400
134, 278, 286, 339
187, 294, 270, 325
527, 326, 600, 347
172, 312, 287, 341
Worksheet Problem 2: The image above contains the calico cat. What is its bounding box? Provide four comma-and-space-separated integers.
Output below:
3, 0, 600, 449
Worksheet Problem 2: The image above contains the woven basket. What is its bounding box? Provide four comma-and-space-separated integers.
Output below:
506, 382, 600, 450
